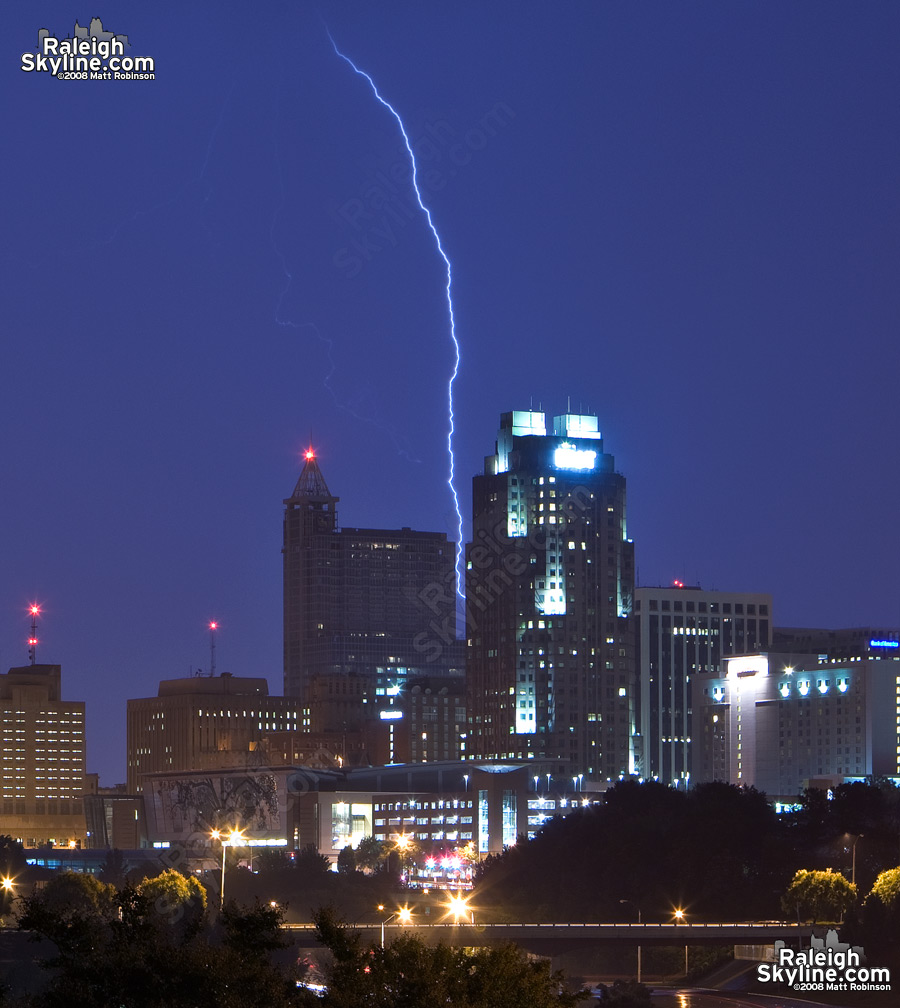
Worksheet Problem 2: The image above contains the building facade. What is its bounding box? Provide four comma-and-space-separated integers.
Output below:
773, 626, 900, 660
465, 410, 636, 779
142, 760, 547, 864
694, 651, 900, 797
126, 673, 305, 792
282, 449, 463, 722
0, 664, 86, 846
634, 585, 772, 787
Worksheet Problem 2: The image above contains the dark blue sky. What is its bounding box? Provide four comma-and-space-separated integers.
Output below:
5, 2, 899, 783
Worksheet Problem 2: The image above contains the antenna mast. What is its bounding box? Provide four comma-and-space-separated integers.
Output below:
208, 621, 218, 677
27, 604, 40, 665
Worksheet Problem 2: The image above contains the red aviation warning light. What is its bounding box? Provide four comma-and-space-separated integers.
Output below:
304, 447, 315, 461
29, 604, 40, 616
208, 621, 218, 631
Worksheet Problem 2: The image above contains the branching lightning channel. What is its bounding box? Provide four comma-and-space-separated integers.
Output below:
327, 31, 465, 602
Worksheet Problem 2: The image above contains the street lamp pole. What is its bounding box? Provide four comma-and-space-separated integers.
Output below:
212, 828, 244, 910
674, 908, 688, 977
851, 834, 863, 887
378, 905, 412, 946
220, 839, 227, 908
619, 900, 642, 983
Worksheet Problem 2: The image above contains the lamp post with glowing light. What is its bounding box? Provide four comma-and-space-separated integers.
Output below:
394, 833, 412, 882
211, 828, 244, 909
674, 909, 688, 976
377, 904, 412, 946
446, 891, 474, 924
847, 833, 863, 887
619, 900, 642, 983
0, 877, 14, 919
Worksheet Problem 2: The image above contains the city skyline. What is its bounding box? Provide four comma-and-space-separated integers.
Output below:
4, 3, 900, 783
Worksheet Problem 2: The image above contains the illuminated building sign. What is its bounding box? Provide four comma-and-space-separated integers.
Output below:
379, 710, 403, 720
870, 639, 899, 648
553, 443, 596, 470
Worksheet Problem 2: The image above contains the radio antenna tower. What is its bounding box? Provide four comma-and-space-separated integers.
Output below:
27, 604, 40, 665
208, 621, 218, 677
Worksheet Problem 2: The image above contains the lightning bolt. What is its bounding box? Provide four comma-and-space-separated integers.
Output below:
327, 30, 465, 603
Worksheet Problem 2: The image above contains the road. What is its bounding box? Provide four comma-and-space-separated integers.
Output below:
651, 989, 853, 1008
285, 920, 814, 949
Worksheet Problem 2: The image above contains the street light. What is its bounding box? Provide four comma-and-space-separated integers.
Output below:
619, 900, 642, 983
673, 909, 688, 976
394, 834, 412, 881
445, 891, 474, 924
378, 904, 412, 946
848, 834, 864, 887
211, 828, 244, 909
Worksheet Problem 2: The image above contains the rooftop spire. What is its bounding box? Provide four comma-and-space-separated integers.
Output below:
290, 447, 333, 499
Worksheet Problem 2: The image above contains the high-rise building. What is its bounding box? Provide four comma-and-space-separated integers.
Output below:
465, 409, 636, 779
0, 664, 86, 846
634, 585, 772, 787
282, 450, 463, 718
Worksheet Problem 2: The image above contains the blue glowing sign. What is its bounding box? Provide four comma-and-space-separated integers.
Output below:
870, 639, 899, 648
553, 443, 596, 470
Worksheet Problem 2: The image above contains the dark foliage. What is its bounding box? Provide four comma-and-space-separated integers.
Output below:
593, 979, 652, 1006
312, 906, 586, 1007
476, 779, 790, 921
476, 779, 900, 922
13, 875, 317, 1008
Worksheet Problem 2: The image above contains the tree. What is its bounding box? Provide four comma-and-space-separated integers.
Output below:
594, 980, 653, 1007
294, 844, 332, 877
336, 845, 357, 874
254, 847, 291, 873
0, 836, 27, 881
23, 870, 118, 925
868, 867, 900, 908
355, 836, 389, 873
97, 848, 126, 888
312, 906, 586, 1008
781, 868, 857, 923
18, 880, 317, 1008
134, 868, 207, 937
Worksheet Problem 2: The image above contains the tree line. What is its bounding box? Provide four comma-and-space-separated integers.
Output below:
473, 778, 900, 925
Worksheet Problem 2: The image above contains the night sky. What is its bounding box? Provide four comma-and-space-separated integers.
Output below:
5, 3, 900, 784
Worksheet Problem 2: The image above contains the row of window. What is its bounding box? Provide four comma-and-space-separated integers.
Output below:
642, 600, 768, 615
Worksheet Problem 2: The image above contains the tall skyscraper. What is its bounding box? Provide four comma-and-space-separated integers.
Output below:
465, 410, 635, 779
633, 584, 772, 787
282, 449, 463, 724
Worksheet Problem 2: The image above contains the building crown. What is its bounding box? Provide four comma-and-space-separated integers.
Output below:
290, 451, 333, 500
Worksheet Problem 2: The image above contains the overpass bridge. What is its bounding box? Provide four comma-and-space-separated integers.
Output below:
285, 921, 814, 954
